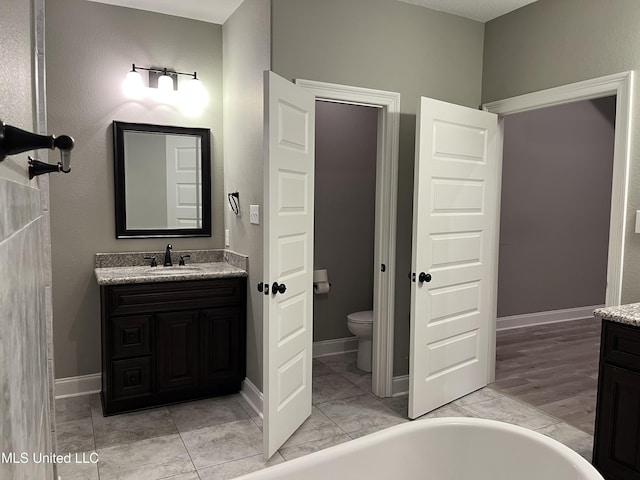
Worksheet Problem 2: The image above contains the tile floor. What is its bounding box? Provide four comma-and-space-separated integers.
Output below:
56, 352, 593, 480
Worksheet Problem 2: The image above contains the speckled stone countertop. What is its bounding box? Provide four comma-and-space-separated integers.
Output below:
594, 303, 640, 327
94, 249, 248, 285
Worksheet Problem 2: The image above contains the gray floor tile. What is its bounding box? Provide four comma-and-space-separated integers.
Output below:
236, 393, 260, 418
312, 357, 337, 377
536, 422, 594, 461
164, 472, 201, 480
312, 373, 368, 404
454, 387, 503, 406
93, 407, 178, 449
169, 395, 249, 433
97, 434, 195, 480
198, 453, 285, 480
418, 403, 476, 420
281, 407, 345, 448
317, 394, 406, 433
181, 419, 262, 470
380, 395, 408, 417
55, 453, 99, 480
56, 417, 95, 454
460, 393, 559, 430
55, 395, 93, 423
279, 434, 351, 461
316, 352, 359, 375
348, 423, 400, 439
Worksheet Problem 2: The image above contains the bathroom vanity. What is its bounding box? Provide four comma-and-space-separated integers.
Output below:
95, 251, 247, 415
593, 304, 640, 479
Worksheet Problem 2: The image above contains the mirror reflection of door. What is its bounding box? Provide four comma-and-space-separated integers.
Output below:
165, 135, 202, 228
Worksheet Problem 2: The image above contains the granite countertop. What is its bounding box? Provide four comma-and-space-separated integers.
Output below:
94, 249, 248, 286
593, 303, 640, 327
95, 262, 247, 285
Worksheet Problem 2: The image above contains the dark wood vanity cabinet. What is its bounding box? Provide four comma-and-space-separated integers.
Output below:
593, 320, 640, 479
100, 277, 246, 415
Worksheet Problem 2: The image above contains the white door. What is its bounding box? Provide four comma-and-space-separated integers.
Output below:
263, 71, 315, 458
165, 135, 202, 228
409, 97, 499, 419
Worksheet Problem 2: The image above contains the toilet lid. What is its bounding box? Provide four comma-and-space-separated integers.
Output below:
347, 310, 373, 324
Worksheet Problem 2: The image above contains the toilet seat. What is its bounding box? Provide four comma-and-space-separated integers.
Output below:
347, 310, 373, 324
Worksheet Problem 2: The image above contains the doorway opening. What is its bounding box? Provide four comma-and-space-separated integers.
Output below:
297, 79, 401, 397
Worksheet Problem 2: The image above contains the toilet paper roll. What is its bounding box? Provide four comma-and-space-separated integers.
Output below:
314, 282, 330, 294
313, 269, 328, 283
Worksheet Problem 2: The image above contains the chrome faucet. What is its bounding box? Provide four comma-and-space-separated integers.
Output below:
163, 244, 173, 266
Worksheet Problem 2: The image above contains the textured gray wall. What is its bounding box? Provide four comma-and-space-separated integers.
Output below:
46, 0, 224, 379
222, 0, 271, 390
313, 101, 378, 341
0, 0, 54, 477
272, 0, 484, 376
483, 0, 640, 305
498, 98, 615, 317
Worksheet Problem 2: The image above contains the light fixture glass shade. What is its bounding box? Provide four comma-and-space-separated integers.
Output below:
122, 70, 145, 99
179, 77, 209, 116
158, 74, 174, 92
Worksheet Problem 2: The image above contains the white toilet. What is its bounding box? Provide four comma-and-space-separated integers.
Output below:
347, 310, 373, 372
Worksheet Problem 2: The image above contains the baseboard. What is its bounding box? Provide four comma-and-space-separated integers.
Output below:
313, 337, 358, 358
55, 373, 101, 399
240, 377, 263, 418
391, 374, 409, 397
496, 304, 603, 331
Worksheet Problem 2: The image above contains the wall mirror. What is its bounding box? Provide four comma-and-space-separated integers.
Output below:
113, 121, 211, 238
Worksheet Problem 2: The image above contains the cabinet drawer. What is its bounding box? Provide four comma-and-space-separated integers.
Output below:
602, 320, 640, 370
111, 357, 153, 401
111, 315, 152, 359
107, 278, 244, 316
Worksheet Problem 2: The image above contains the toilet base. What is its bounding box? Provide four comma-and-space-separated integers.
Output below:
356, 338, 372, 372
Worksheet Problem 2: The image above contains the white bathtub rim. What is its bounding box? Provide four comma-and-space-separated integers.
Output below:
237, 417, 601, 480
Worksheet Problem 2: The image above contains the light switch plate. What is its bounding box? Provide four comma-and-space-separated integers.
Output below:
250, 205, 260, 225
636, 211, 640, 234
225, 229, 230, 247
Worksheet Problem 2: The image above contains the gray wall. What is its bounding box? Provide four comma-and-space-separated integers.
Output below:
483, 0, 640, 305
272, 0, 484, 376
0, 0, 55, 478
314, 101, 377, 341
498, 97, 615, 317
222, 0, 271, 389
46, 0, 224, 379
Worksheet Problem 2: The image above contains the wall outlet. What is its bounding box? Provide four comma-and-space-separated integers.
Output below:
250, 205, 260, 225
225, 229, 230, 247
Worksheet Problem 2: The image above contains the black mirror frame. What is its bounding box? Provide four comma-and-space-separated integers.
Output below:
113, 121, 212, 239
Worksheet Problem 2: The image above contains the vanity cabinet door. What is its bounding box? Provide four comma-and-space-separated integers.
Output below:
156, 311, 199, 393
200, 307, 246, 391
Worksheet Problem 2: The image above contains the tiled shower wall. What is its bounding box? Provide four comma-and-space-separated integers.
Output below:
0, 0, 55, 478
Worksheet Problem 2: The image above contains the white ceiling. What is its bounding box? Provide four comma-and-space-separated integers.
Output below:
88, 0, 537, 25
87, 0, 244, 24
396, 0, 538, 22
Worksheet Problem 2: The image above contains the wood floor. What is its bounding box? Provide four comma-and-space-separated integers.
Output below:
492, 317, 601, 435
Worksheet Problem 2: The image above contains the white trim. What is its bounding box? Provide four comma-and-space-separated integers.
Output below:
313, 337, 358, 358
240, 377, 263, 418
484, 71, 632, 309
54, 373, 101, 399
296, 78, 400, 398
392, 375, 409, 397
496, 305, 604, 331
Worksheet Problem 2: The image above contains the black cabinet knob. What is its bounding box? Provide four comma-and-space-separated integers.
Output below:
272, 282, 287, 295
418, 272, 432, 283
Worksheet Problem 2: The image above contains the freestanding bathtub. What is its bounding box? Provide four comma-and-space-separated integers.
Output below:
238, 418, 603, 480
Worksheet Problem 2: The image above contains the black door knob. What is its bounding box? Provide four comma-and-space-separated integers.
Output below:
418, 272, 432, 283
257, 282, 264, 292
272, 282, 287, 295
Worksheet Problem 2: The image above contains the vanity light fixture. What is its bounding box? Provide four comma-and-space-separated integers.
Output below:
122, 64, 209, 114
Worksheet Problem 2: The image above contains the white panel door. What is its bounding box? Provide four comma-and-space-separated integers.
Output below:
409, 97, 499, 419
263, 71, 315, 458
166, 135, 202, 228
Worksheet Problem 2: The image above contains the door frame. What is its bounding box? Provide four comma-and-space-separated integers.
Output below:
483, 71, 633, 382
295, 79, 401, 397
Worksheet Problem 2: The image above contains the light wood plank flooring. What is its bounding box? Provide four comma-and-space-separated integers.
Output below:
492, 318, 601, 435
